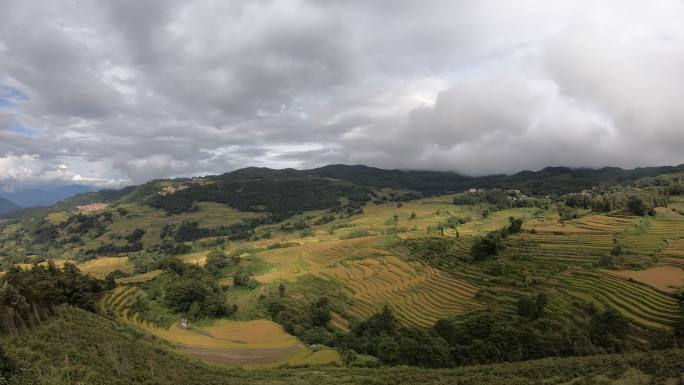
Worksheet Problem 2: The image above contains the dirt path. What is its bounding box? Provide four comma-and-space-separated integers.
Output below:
180, 344, 304, 365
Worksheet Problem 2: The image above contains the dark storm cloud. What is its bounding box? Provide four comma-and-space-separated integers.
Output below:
0, 0, 683, 185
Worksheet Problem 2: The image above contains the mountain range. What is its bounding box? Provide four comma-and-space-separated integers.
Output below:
0, 196, 18, 214
0, 183, 97, 210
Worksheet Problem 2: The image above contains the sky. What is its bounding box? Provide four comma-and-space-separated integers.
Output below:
1, 0, 684, 187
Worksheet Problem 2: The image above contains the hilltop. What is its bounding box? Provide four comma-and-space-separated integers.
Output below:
4, 163, 684, 219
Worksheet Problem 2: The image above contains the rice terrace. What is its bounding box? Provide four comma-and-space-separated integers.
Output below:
1, 164, 684, 384
2, 1, 684, 383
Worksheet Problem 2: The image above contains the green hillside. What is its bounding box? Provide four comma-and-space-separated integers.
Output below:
2, 306, 683, 385
1, 165, 684, 382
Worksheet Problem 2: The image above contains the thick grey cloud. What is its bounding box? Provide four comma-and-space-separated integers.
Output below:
0, 0, 683, 185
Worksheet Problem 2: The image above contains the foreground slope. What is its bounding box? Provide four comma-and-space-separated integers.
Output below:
2, 306, 684, 385
1, 166, 684, 371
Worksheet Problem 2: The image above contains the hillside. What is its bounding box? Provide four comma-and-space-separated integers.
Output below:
1, 306, 683, 385
5, 164, 684, 220
1, 164, 684, 378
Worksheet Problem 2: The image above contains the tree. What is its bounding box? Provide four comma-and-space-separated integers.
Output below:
471, 231, 506, 260
515, 292, 548, 320
310, 297, 331, 326
104, 274, 117, 290
558, 204, 578, 221
377, 336, 400, 364
0, 344, 17, 384
204, 249, 233, 276
517, 296, 539, 319
233, 270, 256, 289
163, 277, 231, 319
508, 217, 523, 233
627, 195, 648, 216
673, 315, 684, 348
589, 308, 630, 352
397, 327, 452, 368
610, 239, 622, 257
164, 279, 210, 314
340, 349, 358, 367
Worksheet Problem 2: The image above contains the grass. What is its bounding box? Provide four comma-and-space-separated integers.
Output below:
3, 306, 684, 385
5, 193, 684, 367
78, 256, 134, 279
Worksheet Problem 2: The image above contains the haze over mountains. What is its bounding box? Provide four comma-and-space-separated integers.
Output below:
0, 184, 96, 212
3, 162, 684, 220
0, 196, 18, 214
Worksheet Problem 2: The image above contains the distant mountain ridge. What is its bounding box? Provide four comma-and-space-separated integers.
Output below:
3, 163, 684, 220
0, 184, 97, 208
0, 196, 18, 214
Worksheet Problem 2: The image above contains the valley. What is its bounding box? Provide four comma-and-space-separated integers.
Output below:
1, 165, 684, 383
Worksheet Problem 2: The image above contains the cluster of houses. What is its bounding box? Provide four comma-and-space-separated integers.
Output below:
159, 185, 189, 196
76, 203, 109, 213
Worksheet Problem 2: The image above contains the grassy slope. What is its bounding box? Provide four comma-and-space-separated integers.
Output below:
2, 189, 684, 369
2, 306, 684, 385
3, 196, 683, 335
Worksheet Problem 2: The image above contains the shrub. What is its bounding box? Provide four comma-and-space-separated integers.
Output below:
471, 231, 506, 260
233, 270, 257, 289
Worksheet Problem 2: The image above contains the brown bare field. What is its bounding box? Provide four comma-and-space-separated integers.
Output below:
180, 345, 304, 365
603, 265, 684, 293
135, 319, 299, 349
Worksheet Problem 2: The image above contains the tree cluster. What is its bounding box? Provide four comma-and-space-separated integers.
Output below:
0, 262, 104, 334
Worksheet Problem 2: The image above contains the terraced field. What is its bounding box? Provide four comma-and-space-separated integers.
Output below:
603, 265, 684, 294
507, 212, 684, 268
507, 233, 613, 266
79, 256, 134, 278
321, 255, 481, 326
100, 285, 148, 318
115, 269, 163, 284
657, 238, 684, 265
255, 236, 391, 283
253, 235, 481, 326
99, 285, 337, 366
556, 271, 684, 330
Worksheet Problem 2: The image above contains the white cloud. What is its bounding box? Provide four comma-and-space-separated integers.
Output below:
0, 0, 683, 185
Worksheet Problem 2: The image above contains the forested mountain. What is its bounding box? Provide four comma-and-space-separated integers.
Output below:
5, 164, 684, 220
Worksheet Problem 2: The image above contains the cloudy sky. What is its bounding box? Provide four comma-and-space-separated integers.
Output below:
1, 0, 683, 186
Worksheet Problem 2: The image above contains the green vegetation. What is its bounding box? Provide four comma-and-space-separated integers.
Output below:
4, 307, 684, 385
1, 165, 684, 382
0, 262, 104, 333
